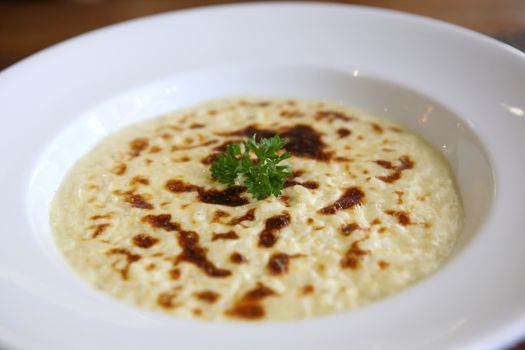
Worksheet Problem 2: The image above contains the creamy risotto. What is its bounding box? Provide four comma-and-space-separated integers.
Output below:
50, 97, 462, 321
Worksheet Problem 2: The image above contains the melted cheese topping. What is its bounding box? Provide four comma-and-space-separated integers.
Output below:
51, 98, 462, 321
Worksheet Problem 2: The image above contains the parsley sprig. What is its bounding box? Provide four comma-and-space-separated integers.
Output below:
210, 135, 293, 200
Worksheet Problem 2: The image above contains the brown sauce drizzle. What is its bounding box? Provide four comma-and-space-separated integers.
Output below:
129, 138, 149, 158
161, 133, 172, 140
267, 253, 305, 275
315, 110, 354, 122
132, 233, 159, 248
201, 153, 220, 165
375, 160, 394, 169
334, 156, 354, 162
142, 214, 180, 231
371, 218, 381, 225
290, 169, 304, 177
375, 155, 414, 183
340, 223, 360, 236
197, 186, 249, 206
226, 208, 256, 225
107, 248, 141, 279
318, 187, 364, 215
258, 212, 291, 248
223, 124, 331, 160
87, 184, 99, 191
226, 304, 264, 320
194, 290, 220, 303
243, 283, 276, 301
165, 179, 198, 193
385, 210, 411, 225
230, 252, 247, 264
283, 170, 319, 189
378, 260, 390, 269
149, 145, 162, 153
175, 230, 232, 278
157, 287, 181, 309
211, 230, 239, 241
222, 125, 277, 141
89, 223, 110, 238
336, 127, 352, 138
112, 163, 127, 176
341, 240, 369, 270
165, 179, 249, 207
171, 139, 218, 152
301, 285, 315, 295
279, 195, 291, 207
90, 213, 114, 220
267, 253, 290, 275
169, 268, 181, 280
395, 191, 405, 204
239, 100, 271, 108
281, 124, 331, 160
371, 123, 384, 134
212, 210, 230, 223
130, 176, 150, 186
226, 283, 276, 320
144, 215, 231, 277
190, 123, 205, 129
123, 192, 154, 210
279, 109, 303, 118
284, 180, 319, 189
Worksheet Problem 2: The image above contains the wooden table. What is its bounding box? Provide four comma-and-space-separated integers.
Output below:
1, 0, 524, 349
1, 0, 525, 70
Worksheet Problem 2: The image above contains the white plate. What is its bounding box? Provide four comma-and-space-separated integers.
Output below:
1, 3, 525, 350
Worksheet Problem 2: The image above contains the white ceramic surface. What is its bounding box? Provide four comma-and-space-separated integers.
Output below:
1, 3, 524, 350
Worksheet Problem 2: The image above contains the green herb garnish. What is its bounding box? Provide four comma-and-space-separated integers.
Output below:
210, 135, 293, 200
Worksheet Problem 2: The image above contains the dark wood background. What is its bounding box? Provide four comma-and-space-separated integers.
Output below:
1, 0, 525, 70
1, 0, 524, 349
